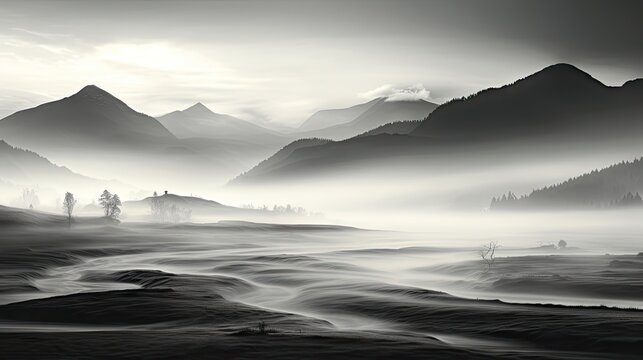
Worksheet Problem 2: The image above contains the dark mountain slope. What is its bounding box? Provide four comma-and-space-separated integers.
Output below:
357, 120, 422, 137
232, 138, 333, 183
413, 63, 643, 140
230, 134, 433, 184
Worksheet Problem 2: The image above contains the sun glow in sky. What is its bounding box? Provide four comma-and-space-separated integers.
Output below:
0, 0, 640, 127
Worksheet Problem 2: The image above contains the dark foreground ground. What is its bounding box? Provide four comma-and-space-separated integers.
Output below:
1, 207, 642, 359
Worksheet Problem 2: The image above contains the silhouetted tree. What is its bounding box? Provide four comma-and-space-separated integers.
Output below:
99, 190, 112, 216
99, 190, 122, 219
558, 240, 567, 249
109, 194, 122, 219
62, 192, 77, 226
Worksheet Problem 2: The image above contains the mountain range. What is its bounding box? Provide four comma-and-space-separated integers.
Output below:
0, 83, 437, 189
0, 86, 285, 188
232, 64, 643, 184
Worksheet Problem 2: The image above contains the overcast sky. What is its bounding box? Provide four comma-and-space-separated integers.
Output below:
1, 0, 642, 126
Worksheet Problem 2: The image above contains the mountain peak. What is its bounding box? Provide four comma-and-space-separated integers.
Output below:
183, 102, 214, 116
71, 85, 124, 106
521, 63, 605, 87
76, 84, 111, 97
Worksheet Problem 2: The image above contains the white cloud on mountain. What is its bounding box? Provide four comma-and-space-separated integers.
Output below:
359, 83, 432, 102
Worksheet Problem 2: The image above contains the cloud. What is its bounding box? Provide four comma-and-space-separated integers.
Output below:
239, 107, 272, 124
359, 83, 432, 102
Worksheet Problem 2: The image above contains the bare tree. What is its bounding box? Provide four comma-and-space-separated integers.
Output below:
479, 241, 499, 272
62, 192, 77, 226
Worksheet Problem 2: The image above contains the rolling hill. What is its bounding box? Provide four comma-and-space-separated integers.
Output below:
122, 192, 316, 222
124, 192, 229, 212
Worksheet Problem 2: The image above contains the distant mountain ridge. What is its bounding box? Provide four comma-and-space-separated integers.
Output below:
297, 98, 381, 132
294, 97, 438, 140
157, 102, 283, 144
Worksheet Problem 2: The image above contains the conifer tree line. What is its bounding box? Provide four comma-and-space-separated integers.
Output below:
490, 158, 643, 210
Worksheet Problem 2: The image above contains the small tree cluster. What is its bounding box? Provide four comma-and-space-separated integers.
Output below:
149, 192, 191, 223
168, 204, 192, 223
490, 191, 523, 209
611, 192, 642, 207
22, 188, 40, 209
99, 190, 122, 219
150, 191, 165, 219
242, 203, 309, 216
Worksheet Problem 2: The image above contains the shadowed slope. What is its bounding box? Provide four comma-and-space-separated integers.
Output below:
413, 63, 643, 139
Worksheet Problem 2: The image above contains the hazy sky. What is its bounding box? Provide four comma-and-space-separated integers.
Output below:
1, 0, 642, 126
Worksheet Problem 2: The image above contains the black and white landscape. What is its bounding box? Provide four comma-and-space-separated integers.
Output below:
2, 1, 643, 359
